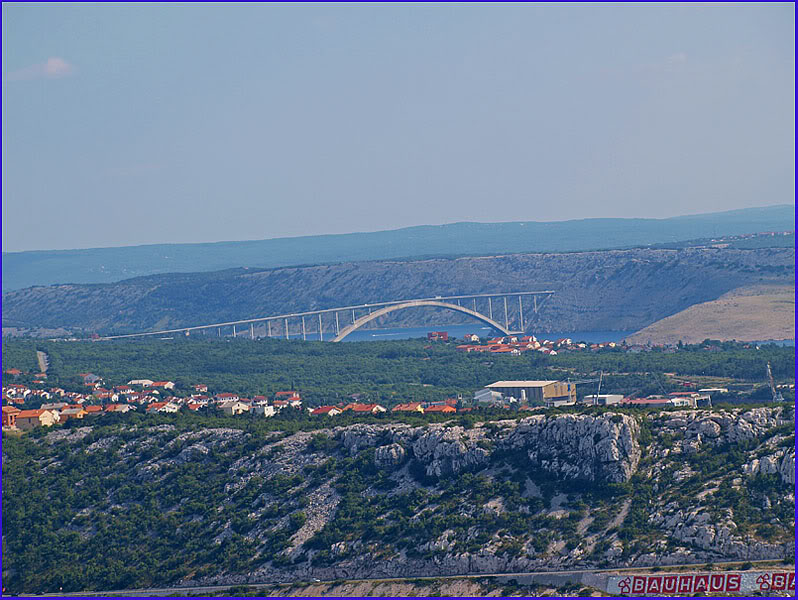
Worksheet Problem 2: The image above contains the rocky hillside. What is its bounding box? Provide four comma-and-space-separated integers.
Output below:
2, 407, 793, 594
3, 204, 793, 291
1, 246, 794, 335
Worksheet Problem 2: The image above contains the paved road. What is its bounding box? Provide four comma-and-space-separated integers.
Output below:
15, 559, 787, 597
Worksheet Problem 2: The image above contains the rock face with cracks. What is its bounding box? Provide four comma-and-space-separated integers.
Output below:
503, 413, 641, 483
335, 413, 641, 484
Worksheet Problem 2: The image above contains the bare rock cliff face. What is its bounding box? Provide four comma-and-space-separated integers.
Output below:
743, 449, 795, 485
336, 414, 641, 484
412, 427, 491, 477
502, 414, 640, 483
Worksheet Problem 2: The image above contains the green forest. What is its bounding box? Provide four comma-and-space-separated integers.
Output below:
2, 337, 794, 407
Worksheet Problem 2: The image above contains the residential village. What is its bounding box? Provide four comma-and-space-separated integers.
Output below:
3, 365, 721, 435
454, 333, 664, 355
3, 332, 754, 433
1, 372, 310, 432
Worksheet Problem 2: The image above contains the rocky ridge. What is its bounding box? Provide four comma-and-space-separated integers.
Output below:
338, 413, 640, 483
5, 406, 794, 593
3, 246, 793, 334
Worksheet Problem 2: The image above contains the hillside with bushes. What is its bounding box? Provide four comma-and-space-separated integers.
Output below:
2, 406, 793, 595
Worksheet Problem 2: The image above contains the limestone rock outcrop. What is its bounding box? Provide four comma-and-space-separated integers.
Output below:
374, 443, 406, 468
502, 413, 641, 483
412, 427, 490, 477
743, 448, 795, 485
656, 407, 792, 453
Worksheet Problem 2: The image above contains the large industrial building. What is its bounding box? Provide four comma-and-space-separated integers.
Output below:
479, 380, 577, 407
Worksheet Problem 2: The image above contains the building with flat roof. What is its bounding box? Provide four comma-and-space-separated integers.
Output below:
484, 380, 576, 406
584, 394, 624, 406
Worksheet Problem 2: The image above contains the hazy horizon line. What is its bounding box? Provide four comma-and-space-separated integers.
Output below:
3, 202, 794, 255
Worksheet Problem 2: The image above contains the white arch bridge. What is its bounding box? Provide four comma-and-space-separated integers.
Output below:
98, 291, 555, 342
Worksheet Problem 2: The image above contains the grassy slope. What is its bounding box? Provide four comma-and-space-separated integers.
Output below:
626, 285, 795, 345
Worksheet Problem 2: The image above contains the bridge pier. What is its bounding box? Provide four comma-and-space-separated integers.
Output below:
519, 296, 524, 332
302, 316, 306, 341
318, 313, 323, 341
488, 297, 493, 320
284, 318, 288, 340
267, 320, 271, 337
233, 324, 237, 338
504, 297, 509, 331
335, 312, 340, 336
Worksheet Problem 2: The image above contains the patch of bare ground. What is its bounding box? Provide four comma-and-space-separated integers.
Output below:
627, 284, 795, 345
608, 498, 632, 530
285, 482, 340, 556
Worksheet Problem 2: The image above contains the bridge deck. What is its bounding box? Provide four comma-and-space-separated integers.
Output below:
97, 291, 555, 340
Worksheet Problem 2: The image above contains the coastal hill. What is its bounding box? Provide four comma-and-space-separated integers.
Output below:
626, 285, 795, 345
2, 204, 793, 291
2, 246, 793, 337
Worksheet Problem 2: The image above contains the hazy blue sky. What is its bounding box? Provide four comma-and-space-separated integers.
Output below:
2, 3, 794, 252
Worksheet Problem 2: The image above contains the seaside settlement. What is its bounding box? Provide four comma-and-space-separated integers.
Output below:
0, 333, 761, 432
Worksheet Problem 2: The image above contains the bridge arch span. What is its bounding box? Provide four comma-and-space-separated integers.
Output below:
332, 300, 513, 342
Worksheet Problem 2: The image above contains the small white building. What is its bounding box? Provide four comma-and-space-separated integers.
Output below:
545, 397, 575, 408
584, 394, 624, 406
151, 381, 176, 390
146, 401, 180, 414
252, 405, 276, 418
668, 397, 697, 408
220, 400, 250, 416
474, 388, 504, 405
128, 379, 154, 387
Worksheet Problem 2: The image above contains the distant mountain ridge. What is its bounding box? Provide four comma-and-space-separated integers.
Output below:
2, 204, 794, 291
2, 246, 793, 336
